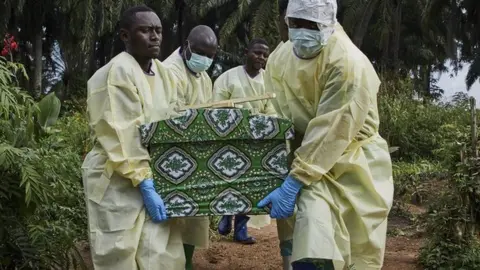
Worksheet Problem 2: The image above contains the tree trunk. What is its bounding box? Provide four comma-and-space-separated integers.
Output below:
353, 0, 381, 48
88, 4, 102, 76
176, 1, 185, 46
392, 1, 402, 71
98, 35, 107, 67
160, 22, 174, 60
88, 40, 97, 77
32, 26, 43, 99
423, 65, 431, 104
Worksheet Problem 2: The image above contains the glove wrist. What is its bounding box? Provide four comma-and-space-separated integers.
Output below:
139, 178, 155, 194
282, 176, 303, 195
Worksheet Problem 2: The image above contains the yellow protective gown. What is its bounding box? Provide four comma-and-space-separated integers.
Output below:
164, 48, 213, 107
82, 52, 187, 269
265, 41, 296, 251
163, 47, 211, 248
264, 24, 394, 270
213, 65, 274, 229
213, 66, 276, 116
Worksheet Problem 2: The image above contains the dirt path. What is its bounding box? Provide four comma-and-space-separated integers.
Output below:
79, 214, 423, 269
194, 220, 422, 270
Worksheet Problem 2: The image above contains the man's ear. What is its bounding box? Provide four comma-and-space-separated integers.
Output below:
119, 28, 129, 43
182, 40, 191, 59
244, 48, 249, 56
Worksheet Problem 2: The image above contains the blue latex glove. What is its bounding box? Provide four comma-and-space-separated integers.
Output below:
257, 176, 303, 219
139, 179, 168, 223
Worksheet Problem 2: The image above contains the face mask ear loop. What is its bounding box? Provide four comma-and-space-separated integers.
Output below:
184, 40, 193, 60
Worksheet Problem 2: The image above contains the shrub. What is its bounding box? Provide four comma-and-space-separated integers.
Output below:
0, 58, 90, 269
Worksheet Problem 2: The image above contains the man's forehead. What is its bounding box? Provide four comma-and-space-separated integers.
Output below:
190, 33, 216, 45
251, 43, 269, 51
190, 40, 217, 53
133, 11, 161, 26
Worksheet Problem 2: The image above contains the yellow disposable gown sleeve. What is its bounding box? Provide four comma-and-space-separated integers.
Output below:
290, 65, 371, 185
264, 70, 288, 119
212, 74, 231, 101
168, 68, 188, 108
213, 67, 277, 116
90, 65, 152, 187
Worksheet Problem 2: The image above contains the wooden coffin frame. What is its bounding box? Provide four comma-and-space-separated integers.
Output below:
177, 92, 276, 111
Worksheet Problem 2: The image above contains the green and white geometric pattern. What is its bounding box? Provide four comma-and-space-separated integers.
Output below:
140, 122, 158, 147
209, 188, 252, 215
262, 143, 289, 177
140, 108, 295, 217
165, 109, 198, 135
285, 126, 295, 140
249, 114, 280, 139
155, 147, 197, 185
164, 191, 199, 217
207, 145, 251, 182
204, 108, 244, 137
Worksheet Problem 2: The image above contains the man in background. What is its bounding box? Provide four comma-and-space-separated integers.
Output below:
214, 38, 274, 245
163, 24, 218, 270
164, 25, 217, 107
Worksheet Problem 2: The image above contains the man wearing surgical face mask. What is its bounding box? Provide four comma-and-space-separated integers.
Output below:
163, 25, 218, 270
262, 0, 393, 269
164, 25, 217, 107
288, 22, 334, 59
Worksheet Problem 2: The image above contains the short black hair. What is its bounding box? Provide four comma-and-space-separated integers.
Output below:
247, 38, 268, 51
278, 0, 289, 15
119, 5, 155, 30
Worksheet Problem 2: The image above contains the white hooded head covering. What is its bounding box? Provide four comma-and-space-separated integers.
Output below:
286, 0, 338, 27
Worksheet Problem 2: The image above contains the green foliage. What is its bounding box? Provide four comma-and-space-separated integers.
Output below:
418, 98, 480, 269
420, 238, 480, 269
378, 79, 471, 161
0, 0, 477, 267
392, 160, 444, 206
0, 59, 90, 269
37, 92, 61, 129
377, 77, 480, 269
419, 161, 480, 269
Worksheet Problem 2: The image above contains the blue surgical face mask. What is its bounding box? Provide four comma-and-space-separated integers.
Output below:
184, 44, 213, 73
288, 28, 330, 59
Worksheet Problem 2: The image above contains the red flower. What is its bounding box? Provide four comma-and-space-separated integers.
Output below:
10, 41, 17, 51
1, 33, 17, 56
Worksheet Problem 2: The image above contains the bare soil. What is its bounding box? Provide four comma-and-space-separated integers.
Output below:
194, 217, 423, 270
79, 206, 425, 269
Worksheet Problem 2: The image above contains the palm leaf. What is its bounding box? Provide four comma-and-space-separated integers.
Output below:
193, 0, 235, 18
219, 0, 255, 45
251, 0, 278, 43
466, 50, 480, 90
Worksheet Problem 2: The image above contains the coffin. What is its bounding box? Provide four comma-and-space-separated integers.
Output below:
140, 108, 294, 217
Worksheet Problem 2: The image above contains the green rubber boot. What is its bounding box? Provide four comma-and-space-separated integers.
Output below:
184, 244, 195, 270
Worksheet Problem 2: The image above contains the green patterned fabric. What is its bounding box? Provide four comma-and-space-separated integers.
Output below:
140, 108, 294, 217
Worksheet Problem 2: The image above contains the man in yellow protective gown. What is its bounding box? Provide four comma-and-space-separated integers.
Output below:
264, 1, 296, 270
259, 0, 394, 269
213, 38, 274, 245
164, 25, 217, 107
163, 25, 218, 270
82, 5, 188, 270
